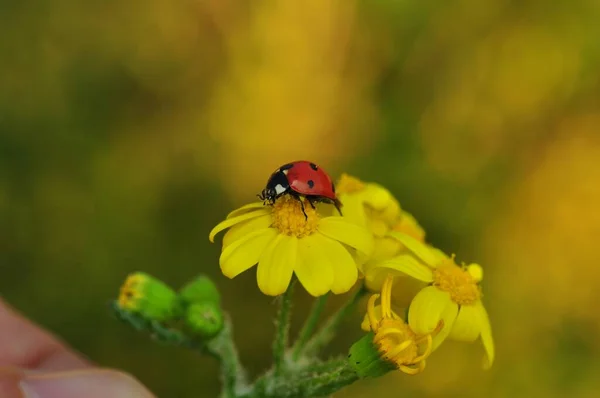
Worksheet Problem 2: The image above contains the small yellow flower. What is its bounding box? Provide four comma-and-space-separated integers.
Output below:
335, 174, 402, 238
209, 195, 374, 297
336, 174, 426, 281
359, 275, 441, 375
367, 232, 495, 368
363, 211, 427, 291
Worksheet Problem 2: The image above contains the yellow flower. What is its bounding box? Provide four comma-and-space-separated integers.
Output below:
336, 174, 426, 274
335, 174, 402, 238
354, 275, 441, 375
209, 195, 374, 297
363, 211, 427, 291
368, 232, 495, 368
335, 174, 428, 301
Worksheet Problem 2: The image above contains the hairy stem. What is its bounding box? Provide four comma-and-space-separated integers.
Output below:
291, 294, 329, 361
301, 284, 367, 358
259, 359, 359, 398
273, 281, 295, 376
206, 316, 248, 398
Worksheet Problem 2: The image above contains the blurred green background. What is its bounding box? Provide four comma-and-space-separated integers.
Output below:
2, 0, 600, 397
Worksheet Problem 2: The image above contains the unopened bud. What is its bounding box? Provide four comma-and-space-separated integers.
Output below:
178, 275, 221, 306
184, 302, 224, 339
117, 272, 179, 322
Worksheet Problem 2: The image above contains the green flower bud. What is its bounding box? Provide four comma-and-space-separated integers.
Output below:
117, 272, 179, 322
184, 302, 224, 339
178, 275, 221, 305
348, 333, 395, 379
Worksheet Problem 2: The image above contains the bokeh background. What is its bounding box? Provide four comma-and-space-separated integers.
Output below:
2, 0, 600, 397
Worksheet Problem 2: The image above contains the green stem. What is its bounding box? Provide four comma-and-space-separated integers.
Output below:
301, 284, 367, 358
258, 359, 359, 398
291, 294, 329, 361
205, 316, 248, 398
273, 281, 295, 376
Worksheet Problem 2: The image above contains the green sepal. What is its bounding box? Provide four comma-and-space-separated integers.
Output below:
178, 275, 221, 306
184, 302, 224, 339
348, 333, 395, 378
117, 272, 181, 322
110, 302, 194, 347
110, 301, 152, 331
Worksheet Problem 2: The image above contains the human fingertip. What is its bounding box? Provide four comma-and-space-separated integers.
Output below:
20, 368, 155, 398
0, 367, 26, 398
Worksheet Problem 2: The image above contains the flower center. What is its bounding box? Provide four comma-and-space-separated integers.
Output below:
271, 195, 319, 238
374, 318, 420, 366
336, 173, 366, 194
365, 275, 436, 375
432, 261, 481, 305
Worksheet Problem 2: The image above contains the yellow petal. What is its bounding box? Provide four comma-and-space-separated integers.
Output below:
394, 211, 425, 241
474, 301, 495, 368
448, 304, 480, 342
223, 214, 272, 248
370, 236, 401, 264
209, 208, 271, 242
318, 217, 374, 259
337, 193, 368, 227
361, 304, 383, 331
220, 228, 277, 278
362, 183, 396, 211
315, 233, 358, 294
374, 254, 434, 283
296, 235, 334, 296
408, 286, 458, 351
257, 235, 296, 296
388, 232, 441, 267
364, 267, 388, 292
226, 202, 268, 219
360, 304, 404, 331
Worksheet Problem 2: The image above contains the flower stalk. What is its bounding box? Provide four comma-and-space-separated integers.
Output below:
301, 284, 367, 358
291, 293, 329, 361
205, 316, 249, 398
256, 360, 358, 398
273, 281, 295, 375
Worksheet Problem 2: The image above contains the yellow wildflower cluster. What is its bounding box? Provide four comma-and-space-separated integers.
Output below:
338, 175, 494, 374
209, 168, 493, 375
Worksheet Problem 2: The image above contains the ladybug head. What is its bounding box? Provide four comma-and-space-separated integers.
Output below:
258, 186, 277, 203
258, 169, 290, 204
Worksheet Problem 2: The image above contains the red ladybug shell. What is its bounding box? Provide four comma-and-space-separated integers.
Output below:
283, 161, 336, 200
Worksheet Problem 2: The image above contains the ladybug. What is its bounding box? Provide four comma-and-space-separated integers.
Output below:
258, 161, 343, 218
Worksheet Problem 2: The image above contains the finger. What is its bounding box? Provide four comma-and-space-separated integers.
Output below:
0, 368, 156, 398
0, 298, 89, 370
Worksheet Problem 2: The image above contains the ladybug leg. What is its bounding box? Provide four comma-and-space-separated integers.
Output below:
307, 197, 317, 210
334, 198, 343, 216
299, 198, 308, 221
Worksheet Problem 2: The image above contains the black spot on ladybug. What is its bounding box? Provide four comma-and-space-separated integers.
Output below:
309, 163, 318, 170
307, 180, 315, 188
